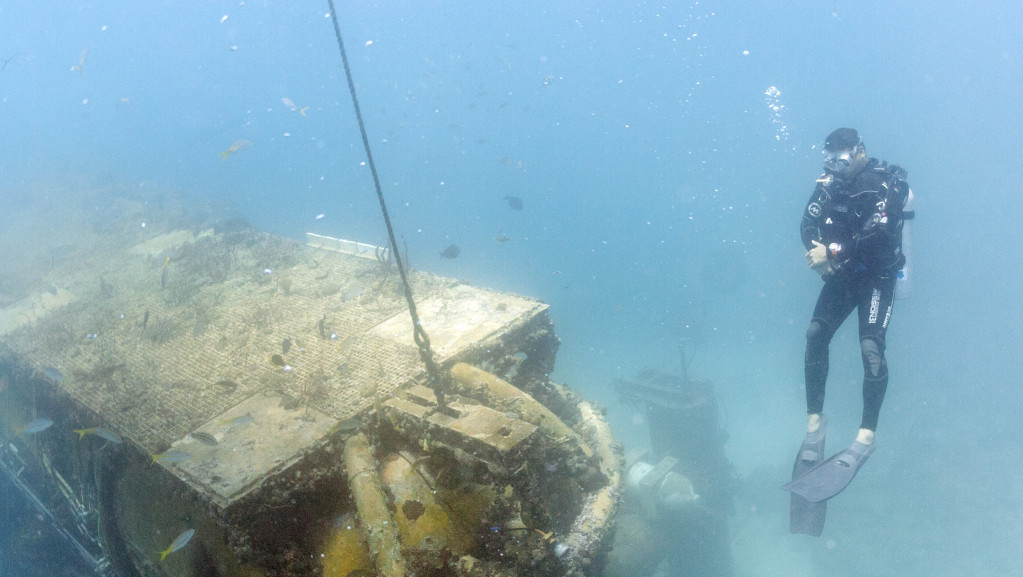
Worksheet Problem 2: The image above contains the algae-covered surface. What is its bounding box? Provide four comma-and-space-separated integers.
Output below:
0, 186, 548, 508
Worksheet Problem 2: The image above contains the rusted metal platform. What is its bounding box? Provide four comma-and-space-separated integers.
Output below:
0, 216, 549, 510
0, 192, 626, 577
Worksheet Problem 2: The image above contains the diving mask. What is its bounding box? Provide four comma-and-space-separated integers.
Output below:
822, 145, 862, 176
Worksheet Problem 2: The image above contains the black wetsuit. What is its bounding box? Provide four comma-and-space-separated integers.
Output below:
800, 158, 908, 431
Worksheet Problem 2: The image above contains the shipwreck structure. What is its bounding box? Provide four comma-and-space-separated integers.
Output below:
0, 192, 622, 577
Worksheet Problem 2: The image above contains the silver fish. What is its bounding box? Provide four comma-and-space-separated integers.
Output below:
18, 418, 53, 435
189, 431, 218, 446
74, 427, 123, 443
151, 450, 191, 464
159, 528, 195, 560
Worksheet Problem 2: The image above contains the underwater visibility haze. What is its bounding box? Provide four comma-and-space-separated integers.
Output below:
1, 1, 1022, 576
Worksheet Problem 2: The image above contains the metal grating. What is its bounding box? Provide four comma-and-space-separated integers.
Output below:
2, 228, 454, 453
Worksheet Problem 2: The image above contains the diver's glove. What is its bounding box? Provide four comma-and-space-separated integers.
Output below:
806, 240, 833, 275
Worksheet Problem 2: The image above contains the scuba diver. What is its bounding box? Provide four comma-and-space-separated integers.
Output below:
783, 128, 912, 535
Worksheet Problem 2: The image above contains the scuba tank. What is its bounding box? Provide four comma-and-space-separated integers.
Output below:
895, 188, 915, 300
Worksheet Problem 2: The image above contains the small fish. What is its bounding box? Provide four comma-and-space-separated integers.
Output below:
341, 285, 364, 302
330, 418, 362, 434
74, 427, 123, 443
17, 418, 54, 436
43, 367, 64, 383
189, 431, 218, 446
269, 354, 286, 367
151, 450, 191, 464
219, 139, 252, 161
160, 257, 170, 289
212, 379, 238, 394
282, 338, 292, 355
71, 48, 88, 76
142, 310, 150, 330
493, 235, 510, 243
281, 97, 309, 116
158, 528, 195, 560
1, 53, 16, 73
218, 413, 254, 427
439, 245, 461, 259
504, 195, 524, 210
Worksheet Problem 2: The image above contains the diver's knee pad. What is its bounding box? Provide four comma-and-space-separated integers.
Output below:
860, 336, 887, 378
806, 318, 830, 343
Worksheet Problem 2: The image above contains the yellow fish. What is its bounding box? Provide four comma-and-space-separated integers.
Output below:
281, 97, 308, 116
158, 528, 195, 560
161, 256, 170, 289
218, 413, 254, 427
150, 450, 191, 464
219, 139, 251, 161
74, 427, 122, 443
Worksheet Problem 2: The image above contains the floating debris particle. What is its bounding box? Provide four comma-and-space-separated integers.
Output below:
504, 195, 524, 210
74, 427, 122, 443
439, 245, 461, 259
158, 528, 195, 560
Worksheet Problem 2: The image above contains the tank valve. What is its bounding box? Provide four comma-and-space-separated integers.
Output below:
625, 456, 700, 518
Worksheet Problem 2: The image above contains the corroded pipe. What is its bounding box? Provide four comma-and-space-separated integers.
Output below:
557, 400, 625, 576
344, 432, 405, 577
449, 362, 592, 458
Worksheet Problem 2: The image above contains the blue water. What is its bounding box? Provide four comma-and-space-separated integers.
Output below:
2, 1, 1021, 576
